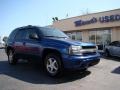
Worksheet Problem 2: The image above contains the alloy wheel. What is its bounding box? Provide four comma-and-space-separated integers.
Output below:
46, 57, 59, 74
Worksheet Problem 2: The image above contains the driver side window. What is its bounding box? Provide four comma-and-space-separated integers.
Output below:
26, 29, 39, 40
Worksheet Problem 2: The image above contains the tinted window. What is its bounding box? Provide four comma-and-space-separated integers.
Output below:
39, 27, 68, 38
15, 30, 27, 40
109, 41, 120, 46
9, 29, 18, 40
26, 29, 39, 40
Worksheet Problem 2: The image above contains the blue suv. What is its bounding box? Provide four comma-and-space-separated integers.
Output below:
5, 25, 100, 77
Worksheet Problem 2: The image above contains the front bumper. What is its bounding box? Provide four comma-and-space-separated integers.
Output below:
62, 53, 100, 70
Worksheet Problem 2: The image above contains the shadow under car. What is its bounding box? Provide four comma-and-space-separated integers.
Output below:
111, 66, 120, 74
0, 60, 91, 84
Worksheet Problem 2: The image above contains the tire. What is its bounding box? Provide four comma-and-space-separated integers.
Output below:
44, 53, 63, 77
8, 50, 18, 65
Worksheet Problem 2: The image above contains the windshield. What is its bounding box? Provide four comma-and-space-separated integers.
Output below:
39, 27, 69, 38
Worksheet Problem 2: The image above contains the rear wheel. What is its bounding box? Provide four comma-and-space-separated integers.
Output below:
8, 50, 18, 65
44, 53, 63, 77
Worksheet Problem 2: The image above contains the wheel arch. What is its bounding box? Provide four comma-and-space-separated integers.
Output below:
42, 48, 63, 64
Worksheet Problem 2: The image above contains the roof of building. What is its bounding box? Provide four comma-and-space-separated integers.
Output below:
54, 8, 120, 22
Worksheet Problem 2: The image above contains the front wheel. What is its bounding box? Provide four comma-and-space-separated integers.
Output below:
8, 50, 18, 65
44, 53, 63, 77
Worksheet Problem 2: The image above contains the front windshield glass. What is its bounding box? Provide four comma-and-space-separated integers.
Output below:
39, 27, 69, 38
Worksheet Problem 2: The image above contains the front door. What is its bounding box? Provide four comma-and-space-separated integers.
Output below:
24, 28, 41, 58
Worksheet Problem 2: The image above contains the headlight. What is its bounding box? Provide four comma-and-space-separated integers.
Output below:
68, 45, 82, 55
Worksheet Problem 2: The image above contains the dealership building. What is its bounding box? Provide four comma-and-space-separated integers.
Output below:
50, 9, 120, 50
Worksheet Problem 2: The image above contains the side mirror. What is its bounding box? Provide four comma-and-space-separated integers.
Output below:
29, 33, 39, 40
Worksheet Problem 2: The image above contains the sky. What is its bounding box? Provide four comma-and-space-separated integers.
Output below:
0, 0, 120, 36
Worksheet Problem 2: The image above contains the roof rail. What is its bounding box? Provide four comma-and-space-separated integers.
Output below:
15, 25, 40, 30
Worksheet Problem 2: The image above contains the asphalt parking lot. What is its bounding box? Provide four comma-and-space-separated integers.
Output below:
0, 49, 120, 90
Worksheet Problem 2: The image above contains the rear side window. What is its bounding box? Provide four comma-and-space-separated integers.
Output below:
15, 29, 27, 40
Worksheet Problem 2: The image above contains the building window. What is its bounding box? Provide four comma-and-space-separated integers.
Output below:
66, 32, 82, 41
89, 31, 96, 44
89, 29, 111, 50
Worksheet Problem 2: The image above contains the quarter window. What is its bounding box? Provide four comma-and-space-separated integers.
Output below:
9, 29, 18, 40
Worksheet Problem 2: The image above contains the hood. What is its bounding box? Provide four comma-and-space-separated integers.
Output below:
43, 37, 95, 46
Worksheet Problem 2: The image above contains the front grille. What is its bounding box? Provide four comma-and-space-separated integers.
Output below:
82, 46, 96, 49
82, 52, 96, 56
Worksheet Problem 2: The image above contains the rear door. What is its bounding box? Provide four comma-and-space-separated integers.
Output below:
14, 29, 27, 56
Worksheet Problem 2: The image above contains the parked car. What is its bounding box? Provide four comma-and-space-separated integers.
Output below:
104, 41, 120, 57
5, 25, 100, 77
0, 43, 4, 49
